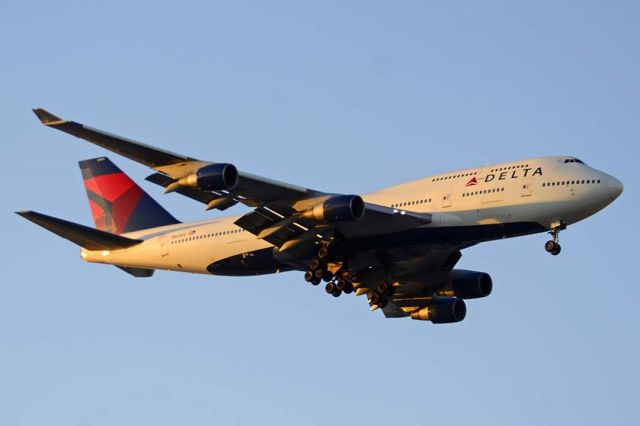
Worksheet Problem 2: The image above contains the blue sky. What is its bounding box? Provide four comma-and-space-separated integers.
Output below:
1, 1, 638, 424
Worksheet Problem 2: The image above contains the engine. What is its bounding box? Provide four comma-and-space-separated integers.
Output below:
302, 195, 365, 223
178, 163, 239, 191
437, 269, 493, 300
410, 297, 467, 324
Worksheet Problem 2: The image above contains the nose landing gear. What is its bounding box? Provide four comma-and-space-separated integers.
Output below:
545, 222, 565, 256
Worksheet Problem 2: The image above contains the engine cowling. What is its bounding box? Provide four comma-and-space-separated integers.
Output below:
180, 163, 239, 191
303, 195, 365, 223
437, 270, 493, 299
410, 297, 466, 324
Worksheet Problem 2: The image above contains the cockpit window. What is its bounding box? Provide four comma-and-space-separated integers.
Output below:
563, 158, 586, 164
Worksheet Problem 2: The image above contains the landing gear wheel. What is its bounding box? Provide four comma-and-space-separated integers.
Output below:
325, 282, 336, 294
309, 258, 321, 270
331, 288, 342, 297
377, 282, 389, 294
545, 240, 561, 255
343, 282, 354, 294
336, 279, 347, 291
315, 269, 325, 279
322, 271, 334, 282
317, 246, 328, 259
310, 277, 321, 286
304, 271, 315, 282
370, 293, 381, 306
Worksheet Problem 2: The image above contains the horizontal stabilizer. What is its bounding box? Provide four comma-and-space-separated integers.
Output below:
16, 210, 143, 250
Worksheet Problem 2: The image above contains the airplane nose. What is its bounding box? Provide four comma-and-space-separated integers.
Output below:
607, 177, 623, 201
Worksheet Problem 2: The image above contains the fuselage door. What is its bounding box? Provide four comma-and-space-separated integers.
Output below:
521, 177, 532, 197
442, 191, 452, 208
159, 235, 171, 258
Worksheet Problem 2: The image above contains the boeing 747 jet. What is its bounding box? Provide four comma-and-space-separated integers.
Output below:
18, 109, 623, 324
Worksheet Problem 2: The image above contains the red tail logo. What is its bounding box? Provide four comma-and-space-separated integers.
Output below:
465, 177, 478, 187
84, 172, 143, 234
79, 157, 179, 234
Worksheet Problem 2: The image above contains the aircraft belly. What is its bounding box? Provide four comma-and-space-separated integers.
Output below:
206, 247, 293, 276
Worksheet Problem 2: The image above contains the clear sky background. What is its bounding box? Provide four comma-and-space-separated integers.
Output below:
1, 1, 638, 425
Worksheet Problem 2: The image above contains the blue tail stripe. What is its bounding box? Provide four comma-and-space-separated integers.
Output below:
125, 194, 180, 232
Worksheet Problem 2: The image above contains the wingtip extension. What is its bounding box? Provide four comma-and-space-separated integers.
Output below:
32, 108, 64, 125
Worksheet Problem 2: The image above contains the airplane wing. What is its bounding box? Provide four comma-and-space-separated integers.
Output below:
32, 109, 317, 204
33, 108, 431, 249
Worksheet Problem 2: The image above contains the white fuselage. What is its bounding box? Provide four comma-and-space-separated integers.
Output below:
81, 156, 623, 274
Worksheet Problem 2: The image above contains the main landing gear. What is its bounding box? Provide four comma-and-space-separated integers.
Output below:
368, 281, 395, 310
324, 272, 354, 298
301, 244, 396, 312
545, 222, 566, 256
303, 243, 355, 297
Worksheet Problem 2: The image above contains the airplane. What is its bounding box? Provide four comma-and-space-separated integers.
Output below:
17, 108, 624, 324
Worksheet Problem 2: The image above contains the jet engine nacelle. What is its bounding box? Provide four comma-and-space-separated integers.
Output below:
303, 195, 365, 223
410, 297, 467, 324
180, 163, 239, 191
437, 269, 493, 300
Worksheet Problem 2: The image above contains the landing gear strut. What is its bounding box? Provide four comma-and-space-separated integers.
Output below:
545, 222, 565, 256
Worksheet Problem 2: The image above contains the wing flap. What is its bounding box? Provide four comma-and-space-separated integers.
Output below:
234, 205, 306, 247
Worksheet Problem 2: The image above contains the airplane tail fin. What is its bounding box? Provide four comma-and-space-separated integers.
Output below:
79, 157, 180, 234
